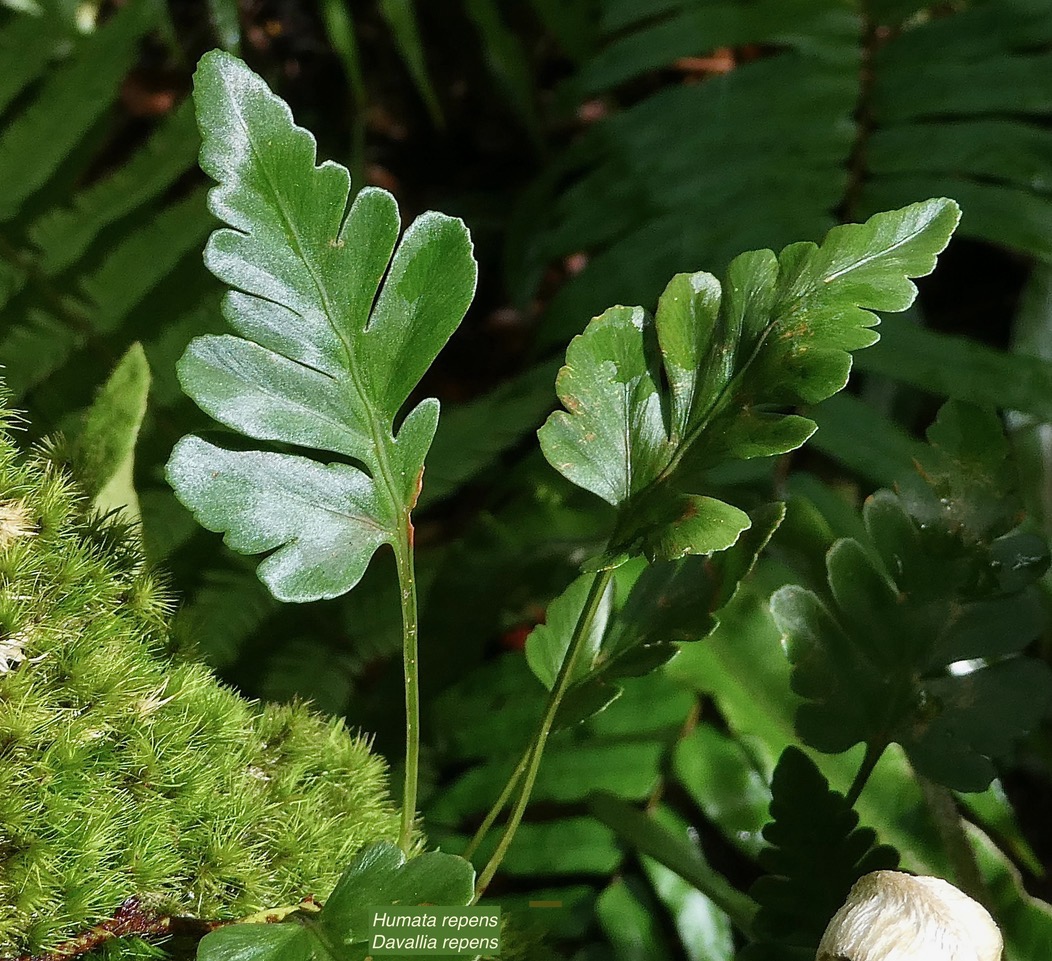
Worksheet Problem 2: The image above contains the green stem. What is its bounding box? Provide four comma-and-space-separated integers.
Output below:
394, 527, 421, 853
463, 746, 529, 861
845, 740, 886, 808
917, 774, 986, 904
473, 569, 613, 899
318, 0, 368, 190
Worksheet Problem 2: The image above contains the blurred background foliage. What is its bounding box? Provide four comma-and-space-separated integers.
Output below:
2, 0, 1052, 957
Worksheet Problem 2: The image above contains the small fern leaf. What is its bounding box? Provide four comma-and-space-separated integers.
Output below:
539, 200, 958, 565
167, 51, 477, 602
773, 401, 1052, 791
745, 747, 899, 956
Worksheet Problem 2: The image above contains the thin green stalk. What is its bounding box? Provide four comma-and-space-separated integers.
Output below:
845, 740, 886, 808
463, 746, 529, 861
394, 529, 421, 853
917, 774, 986, 904
318, 0, 368, 190
473, 569, 614, 899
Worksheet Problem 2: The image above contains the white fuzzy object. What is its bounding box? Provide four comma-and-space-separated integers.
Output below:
0, 499, 34, 548
816, 870, 1003, 961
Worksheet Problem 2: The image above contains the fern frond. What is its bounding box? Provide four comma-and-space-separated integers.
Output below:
860, 0, 1052, 258
0, 8, 61, 114
0, 7, 212, 408
524, 0, 1052, 347
30, 99, 200, 275
0, 1, 159, 221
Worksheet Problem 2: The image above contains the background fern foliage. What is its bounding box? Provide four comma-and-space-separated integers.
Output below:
520, 0, 1052, 336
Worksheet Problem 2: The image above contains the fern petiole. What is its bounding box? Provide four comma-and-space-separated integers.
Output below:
463, 746, 529, 861
473, 568, 614, 900
917, 774, 985, 902
395, 527, 421, 853
845, 739, 887, 808
317, 0, 368, 192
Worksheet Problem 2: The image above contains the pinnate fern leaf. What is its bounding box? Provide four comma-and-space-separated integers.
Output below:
0, 1, 159, 221
167, 51, 477, 602
772, 402, 1052, 791
539, 199, 959, 567
0, 4, 208, 404
528, 0, 1052, 345
741, 747, 899, 958
525, 503, 783, 724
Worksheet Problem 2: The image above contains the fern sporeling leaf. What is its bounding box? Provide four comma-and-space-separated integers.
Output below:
538, 199, 960, 568
773, 402, 1052, 792
166, 51, 477, 602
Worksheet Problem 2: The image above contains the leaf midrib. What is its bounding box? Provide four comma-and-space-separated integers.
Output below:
227, 92, 406, 526
821, 215, 933, 284
650, 227, 916, 491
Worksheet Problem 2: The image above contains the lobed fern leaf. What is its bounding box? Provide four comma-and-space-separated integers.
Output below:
741, 747, 899, 958
538, 199, 958, 566
773, 402, 1052, 791
167, 51, 477, 602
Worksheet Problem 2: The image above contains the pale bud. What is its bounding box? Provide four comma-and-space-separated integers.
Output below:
816, 870, 1002, 961
0, 500, 34, 549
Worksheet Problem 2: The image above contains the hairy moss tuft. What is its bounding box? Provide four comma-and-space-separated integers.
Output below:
0, 416, 400, 955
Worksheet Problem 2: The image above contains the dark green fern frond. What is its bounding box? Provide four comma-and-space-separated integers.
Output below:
742, 747, 899, 959
773, 402, 1052, 792
860, 0, 1052, 260
521, 0, 1052, 350
0, 4, 214, 406
0, 7, 237, 669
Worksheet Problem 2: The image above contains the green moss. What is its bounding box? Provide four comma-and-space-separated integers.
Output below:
0, 407, 400, 955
